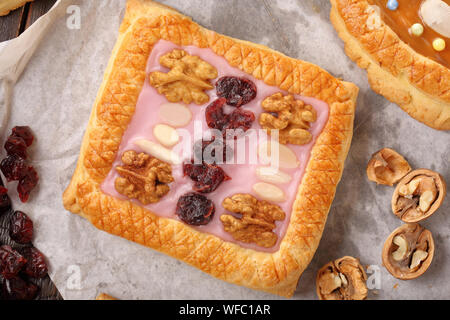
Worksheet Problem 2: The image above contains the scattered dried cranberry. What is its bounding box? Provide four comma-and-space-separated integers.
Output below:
193, 138, 233, 164
0, 245, 27, 279
4, 135, 28, 159
183, 162, 231, 193
17, 166, 39, 203
0, 155, 26, 182
0, 181, 11, 215
9, 211, 34, 244
215, 76, 257, 107
205, 99, 255, 134
2, 276, 38, 300
21, 247, 48, 279
11, 126, 34, 147
176, 193, 215, 226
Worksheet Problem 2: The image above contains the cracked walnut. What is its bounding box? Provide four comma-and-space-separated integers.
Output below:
115, 150, 174, 205
259, 93, 317, 145
149, 49, 218, 105
220, 194, 286, 248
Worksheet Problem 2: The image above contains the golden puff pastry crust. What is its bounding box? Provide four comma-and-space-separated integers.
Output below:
330, 0, 450, 130
0, 0, 34, 16
63, 0, 358, 297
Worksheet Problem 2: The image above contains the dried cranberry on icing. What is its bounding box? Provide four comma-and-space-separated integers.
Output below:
0, 155, 26, 182
11, 126, 34, 147
21, 247, 48, 279
0, 245, 27, 279
1, 276, 38, 300
215, 76, 257, 107
176, 193, 215, 226
205, 99, 255, 134
9, 211, 34, 244
4, 135, 28, 159
193, 138, 233, 164
183, 162, 231, 193
17, 166, 39, 203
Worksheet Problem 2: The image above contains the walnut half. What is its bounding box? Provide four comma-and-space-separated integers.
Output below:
115, 150, 174, 205
316, 256, 368, 300
382, 223, 434, 280
259, 93, 317, 145
220, 194, 286, 248
366, 148, 411, 186
392, 169, 446, 223
149, 49, 218, 105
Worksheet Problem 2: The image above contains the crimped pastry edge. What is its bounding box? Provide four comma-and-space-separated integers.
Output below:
330, 0, 450, 130
62, 0, 358, 297
0, 0, 34, 16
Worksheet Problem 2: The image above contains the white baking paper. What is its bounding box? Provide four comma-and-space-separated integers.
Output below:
0, 0, 448, 300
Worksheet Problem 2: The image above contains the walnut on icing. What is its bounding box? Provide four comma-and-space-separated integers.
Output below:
149, 49, 218, 105
366, 148, 411, 186
316, 256, 368, 300
259, 93, 317, 146
220, 194, 285, 248
382, 223, 434, 280
115, 150, 174, 205
391, 169, 446, 223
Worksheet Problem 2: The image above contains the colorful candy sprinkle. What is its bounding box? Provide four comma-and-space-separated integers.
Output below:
387, 0, 398, 10
432, 38, 446, 52
410, 23, 424, 36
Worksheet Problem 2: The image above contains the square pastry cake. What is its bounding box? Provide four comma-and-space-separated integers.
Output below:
63, 0, 359, 297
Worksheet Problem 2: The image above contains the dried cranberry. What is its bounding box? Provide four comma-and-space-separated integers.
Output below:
0, 155, 26, 182
184, 162, 231, 193
215, 76, 257, 107
223, 108, 255, 133
4, 135, 28, 159
2, 276, 38, 300
176, 193, 215, 226
17, 166, 39, 203
11, 126, 34, 147
193, 139, 233, 164
21, 247, 48, 279
0, 182, 11, 215
9, 211, 34, 244
205, 99, 255, 134
205, 98, 228, 130
0, 245, 27, 279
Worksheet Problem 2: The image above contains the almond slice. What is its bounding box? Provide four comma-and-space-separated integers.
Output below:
255, 167, 292, 184
258, 141, 300, 169
153, 124, 179, 148
252, 182, 286, 202
134, 139, 181, 165
159, 103, 192, 128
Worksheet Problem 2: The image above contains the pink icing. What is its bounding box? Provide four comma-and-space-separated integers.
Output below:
101, 40, 330, 253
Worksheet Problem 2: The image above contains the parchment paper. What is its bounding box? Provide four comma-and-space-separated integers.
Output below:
0, 0, 448, 300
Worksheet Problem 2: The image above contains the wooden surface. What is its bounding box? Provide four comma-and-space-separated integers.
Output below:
0, 0, 57, 42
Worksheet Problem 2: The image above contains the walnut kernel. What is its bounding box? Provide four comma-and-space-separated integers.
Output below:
392, 169, 446, 223
149, 50, 218, 105
115, 150, 174, 205
366, 148, 411, 186
382, 223, 434, 280
219, 194, 286, 248
259, 93, 317, 145
316, 256, 368, 300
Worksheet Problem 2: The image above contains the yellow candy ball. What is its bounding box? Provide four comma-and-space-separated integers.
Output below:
433, 38, 446, 52
410, 23, 424, 36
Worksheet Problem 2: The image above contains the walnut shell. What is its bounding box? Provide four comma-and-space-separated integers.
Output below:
382, 223, 434, 280
366, 148, 411, 186
392, 169, 446, 223
316, 256, 368, 300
